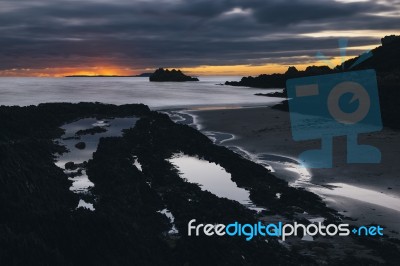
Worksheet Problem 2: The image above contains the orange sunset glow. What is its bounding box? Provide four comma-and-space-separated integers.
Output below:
0, 55, 357, 77
0, 66, 136, 78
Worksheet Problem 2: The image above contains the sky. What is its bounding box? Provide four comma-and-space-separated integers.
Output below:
0, 0, 399, 77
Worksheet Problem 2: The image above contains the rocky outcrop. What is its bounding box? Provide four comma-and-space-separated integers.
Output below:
75, 141, 86, 150
225, 65, 331, 88
0, 102, 398, 265
149, 68, 199, 82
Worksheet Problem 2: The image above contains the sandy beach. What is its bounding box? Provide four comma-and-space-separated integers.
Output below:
187, 106, 400, 235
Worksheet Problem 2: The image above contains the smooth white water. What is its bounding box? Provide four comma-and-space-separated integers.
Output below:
312, 183, 400, 212
0, 76, 282, 108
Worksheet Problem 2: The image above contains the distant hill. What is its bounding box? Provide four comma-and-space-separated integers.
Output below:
225, 65, 331, 89
225, 35, 400, 89
133, 73, 153, 77
149, 68, 199, 82
343, 35, 400, 73
255, 35, 400, 129
65, 73, 153, 78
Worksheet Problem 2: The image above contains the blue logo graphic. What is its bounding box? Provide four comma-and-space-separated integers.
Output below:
286, 41, 382, 168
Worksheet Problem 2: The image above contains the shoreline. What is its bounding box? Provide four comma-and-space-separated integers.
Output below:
3, 101, 400, 264
174, 105, 400, 236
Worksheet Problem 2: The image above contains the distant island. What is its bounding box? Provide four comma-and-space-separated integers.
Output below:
149, 68, 199, 82
133, 73, 153, 77
65, 73, 153, 78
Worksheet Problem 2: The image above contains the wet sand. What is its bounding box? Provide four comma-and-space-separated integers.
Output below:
188, 106, 400, 235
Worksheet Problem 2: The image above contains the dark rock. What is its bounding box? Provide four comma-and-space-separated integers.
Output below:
62, 136, 79, 140
65, 161, 77, 170
311, 246, 326, 255
75, 142, 86, 150
1, 102, 398, 265
149, 68, 199, 82
285, 66, 298, 75
267, 35, 400, 130
133, 72, 153, 77
381, 35, 400, 46
304, 65, 331, 75
255, 91, 287, 98
226, 35, 400, 90
225, 73, 288, 88
225, 65, 332, 89
75, 126, 107, 136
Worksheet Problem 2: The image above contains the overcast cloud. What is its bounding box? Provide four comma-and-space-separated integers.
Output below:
0, 0, 399, 73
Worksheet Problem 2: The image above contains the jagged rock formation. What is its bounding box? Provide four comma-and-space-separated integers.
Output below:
149, 68, 199, 82
1, 103, 399, 264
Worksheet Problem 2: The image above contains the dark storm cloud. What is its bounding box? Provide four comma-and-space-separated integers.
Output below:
0, 0, 399, 72
246, 0, 384, 25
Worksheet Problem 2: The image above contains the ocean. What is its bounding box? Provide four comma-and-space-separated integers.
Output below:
0, 76, 282, 109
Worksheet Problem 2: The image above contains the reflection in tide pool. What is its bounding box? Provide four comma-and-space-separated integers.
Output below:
77, 199, 95, 211
169, 154, 264, 212
67, 170, 94, 193
55, 117, 138, 210
158, 208, 179, 235
56, 117, 138, 192
133, 157, 143, 171
56, 117, 138, 167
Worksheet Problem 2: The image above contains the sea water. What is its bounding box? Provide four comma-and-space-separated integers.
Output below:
0, 76, 282, 108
